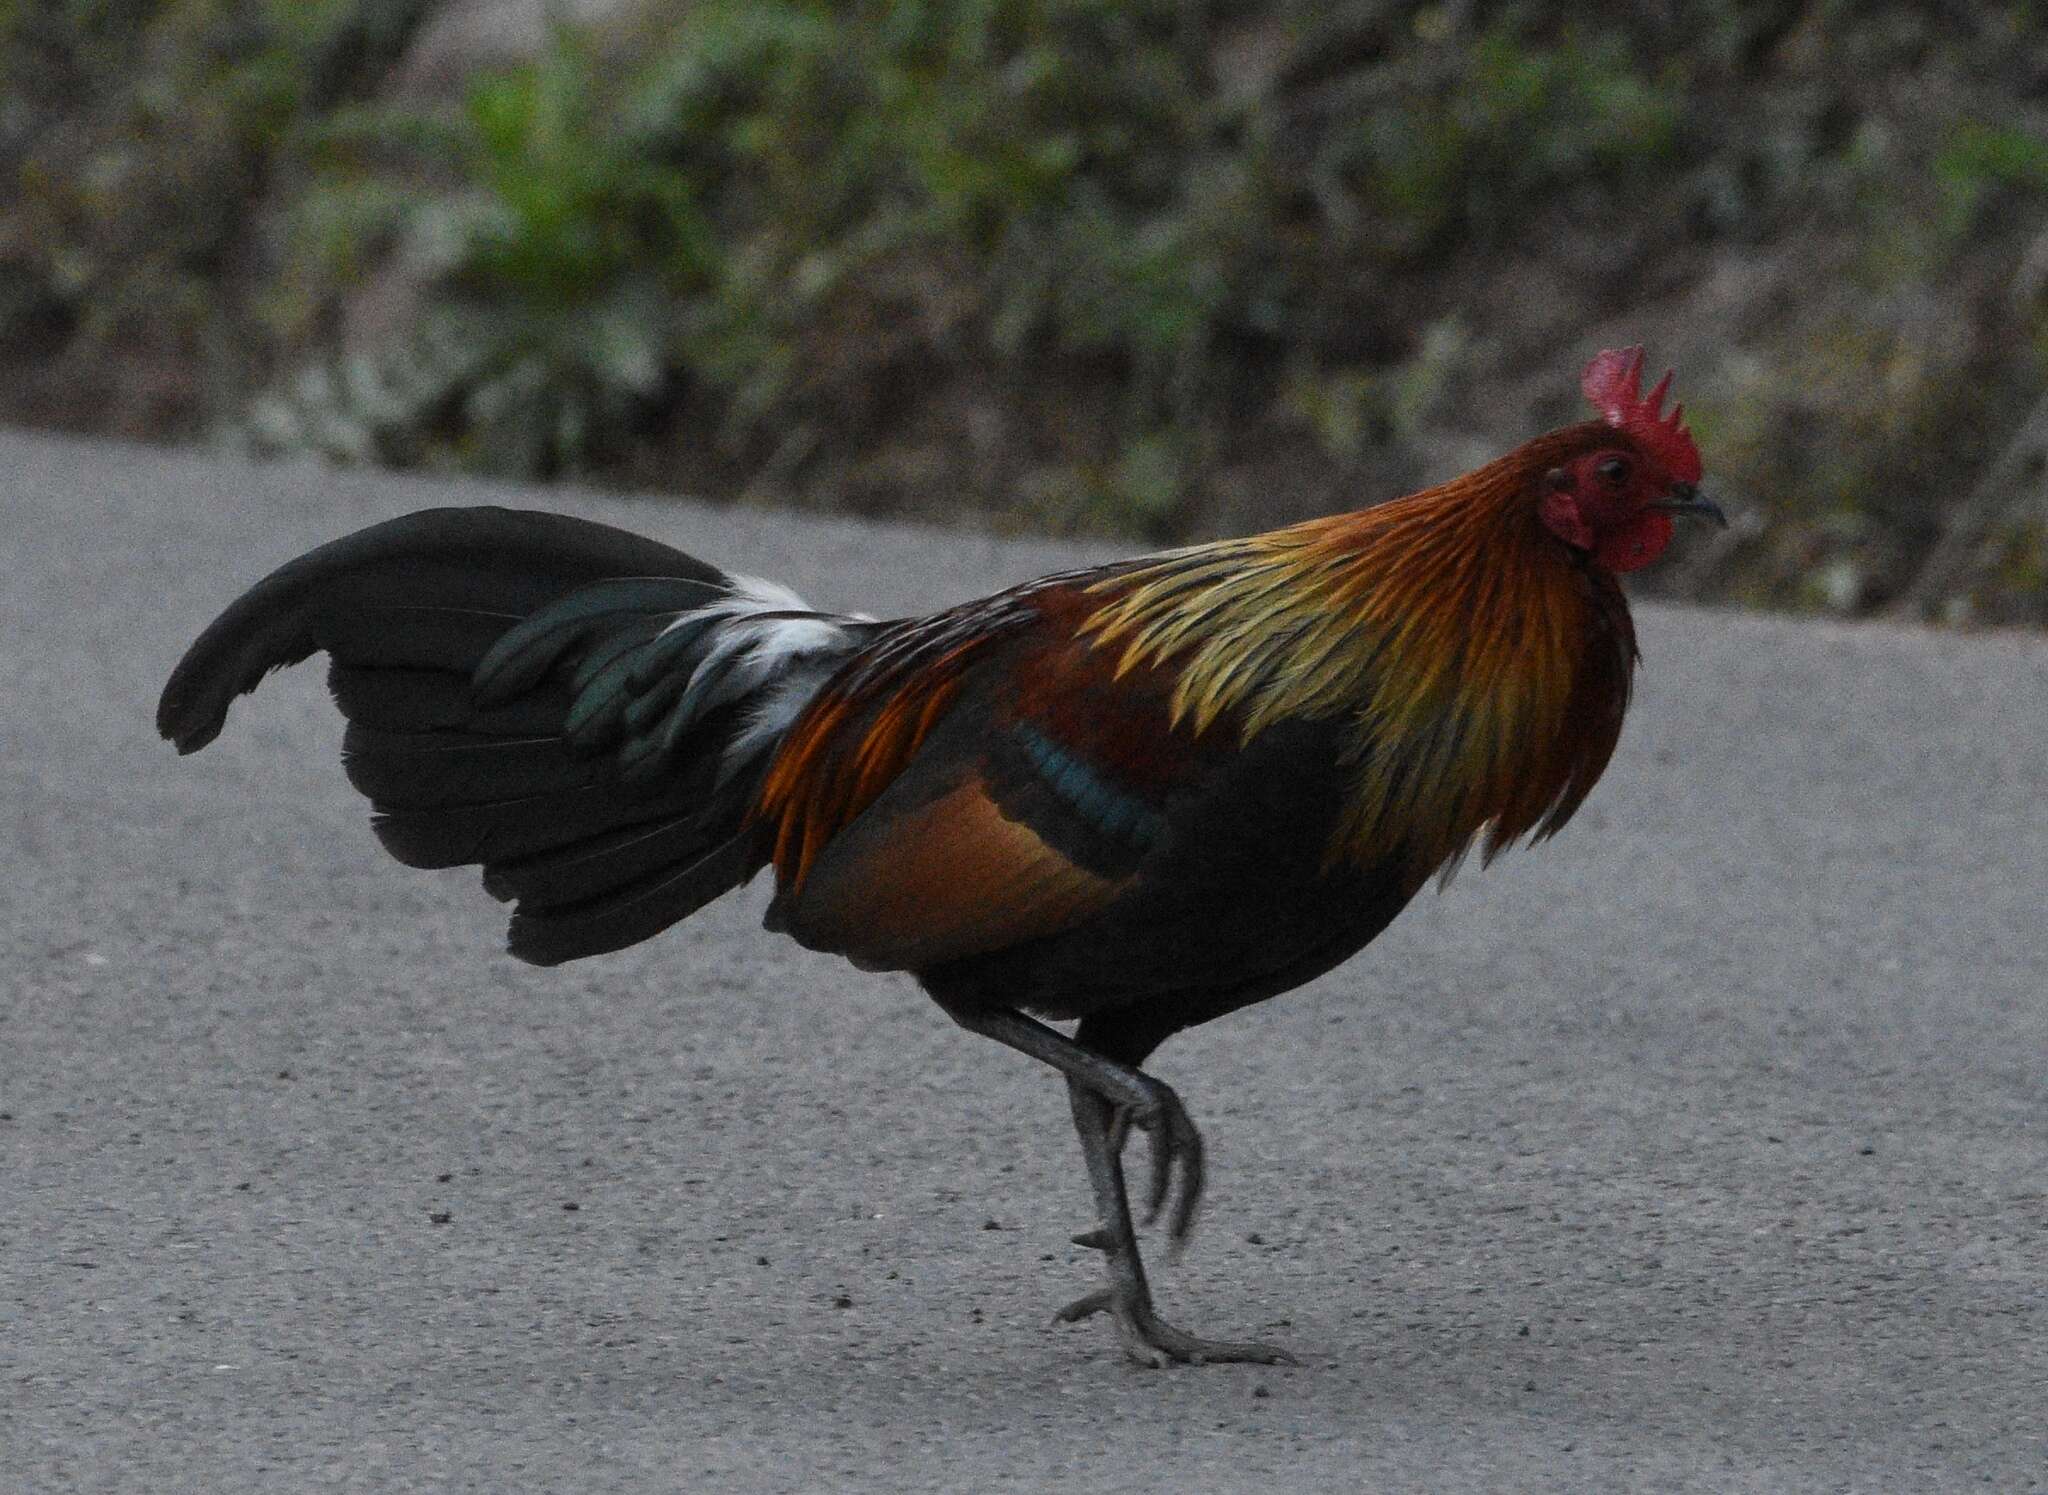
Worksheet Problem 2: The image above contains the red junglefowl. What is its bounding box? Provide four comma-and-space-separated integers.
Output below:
158, 347, 1722, 1367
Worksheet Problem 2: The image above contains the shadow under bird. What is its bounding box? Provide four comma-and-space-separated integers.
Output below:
158, 347, 1724, 1366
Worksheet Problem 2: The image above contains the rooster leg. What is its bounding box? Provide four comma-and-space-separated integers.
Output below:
1056, 1083, 1297, 1368
932, 1002, 1293, 1366
936, 1005, 1205, 1238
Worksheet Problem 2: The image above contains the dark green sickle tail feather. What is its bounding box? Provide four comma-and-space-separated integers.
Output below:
158, 506, 865, 965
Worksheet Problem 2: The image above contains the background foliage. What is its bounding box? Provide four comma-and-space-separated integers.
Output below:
4, 0, 2047, 622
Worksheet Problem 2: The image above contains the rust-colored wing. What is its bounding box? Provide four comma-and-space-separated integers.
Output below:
754, 571, 1214, 972
768, 756, 1130, 972
754, 579, 1051, 894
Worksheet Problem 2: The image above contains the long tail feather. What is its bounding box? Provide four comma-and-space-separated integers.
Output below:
158, 506, 870, 963
339, 724, 599, 810
327, 665, 564, 737
157, 507, 721, 753
506, 832, 761, 966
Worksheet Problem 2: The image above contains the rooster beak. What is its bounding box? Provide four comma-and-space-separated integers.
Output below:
1653, 482, 1727, 528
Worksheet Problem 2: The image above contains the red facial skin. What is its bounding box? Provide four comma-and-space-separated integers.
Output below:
1537, 444, 1679, 574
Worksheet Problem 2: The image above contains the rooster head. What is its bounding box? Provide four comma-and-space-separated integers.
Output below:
1537, 346, 1723, 573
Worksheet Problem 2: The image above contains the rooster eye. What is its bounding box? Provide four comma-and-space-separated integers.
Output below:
1597, 457, 1629, 484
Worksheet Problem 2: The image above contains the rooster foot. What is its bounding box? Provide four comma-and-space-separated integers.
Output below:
1058, 1078, 1292, 1366
1104, 1082, 1206, 1244
1053, 1283, 1297, 1368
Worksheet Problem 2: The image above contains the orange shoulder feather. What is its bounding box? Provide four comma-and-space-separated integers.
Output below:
753, 574, 1086, 893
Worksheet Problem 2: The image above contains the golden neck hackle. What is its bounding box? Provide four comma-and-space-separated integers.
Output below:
1080, 435, 1629, 876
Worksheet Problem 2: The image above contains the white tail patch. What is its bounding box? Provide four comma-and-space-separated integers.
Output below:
722, 573, 819, 615
660, 574, 865, 778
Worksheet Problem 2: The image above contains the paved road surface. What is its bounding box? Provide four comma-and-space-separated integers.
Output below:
4, 428, 2045, 1491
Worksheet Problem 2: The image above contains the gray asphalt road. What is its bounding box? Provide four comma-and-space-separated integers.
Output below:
4, 427, 2045, 1492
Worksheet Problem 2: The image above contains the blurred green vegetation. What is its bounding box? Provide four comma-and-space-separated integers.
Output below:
4, 0, 2047, 622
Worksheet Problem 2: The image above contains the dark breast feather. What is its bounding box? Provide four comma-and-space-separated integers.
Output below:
921, 713, 1423, 1030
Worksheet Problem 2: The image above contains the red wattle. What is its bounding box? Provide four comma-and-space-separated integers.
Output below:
1595, 512, 1674, 572
1538, 491, 1594, 551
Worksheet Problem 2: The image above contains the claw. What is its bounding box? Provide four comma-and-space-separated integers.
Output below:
1054, 1288, 1113, 1324
1070, 1225, 1117, 1252
1124, 1080, 1205, 1244
1166, 1114, 1203, 1244
1054, 1279, 1298, 1367
1142, 1120, 1173, 1225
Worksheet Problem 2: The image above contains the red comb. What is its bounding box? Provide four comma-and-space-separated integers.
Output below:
1581, 346, 1701, 483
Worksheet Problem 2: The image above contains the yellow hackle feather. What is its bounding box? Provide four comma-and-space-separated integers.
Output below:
1080, 432, 1631, 880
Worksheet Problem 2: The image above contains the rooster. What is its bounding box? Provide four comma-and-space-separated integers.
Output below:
159, 347, 1721, 1366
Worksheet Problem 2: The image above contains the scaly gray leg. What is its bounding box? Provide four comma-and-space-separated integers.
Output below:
937, 1005, 1206, 1240
1055, 1081, 1296, 1367
935, 1003, 1295, 1367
